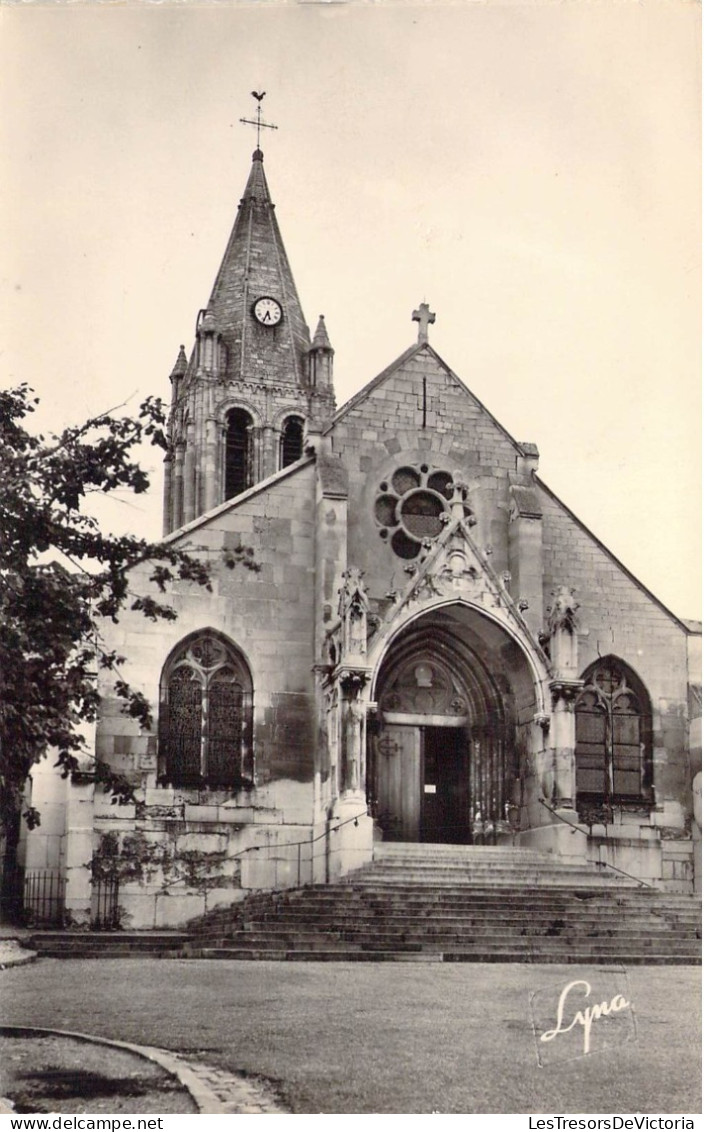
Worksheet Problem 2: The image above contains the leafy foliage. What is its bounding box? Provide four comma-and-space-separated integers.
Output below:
90, 831, 232, 923
0, 385, 252, 838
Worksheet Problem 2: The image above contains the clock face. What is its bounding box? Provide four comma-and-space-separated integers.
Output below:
252, 296, 283, 326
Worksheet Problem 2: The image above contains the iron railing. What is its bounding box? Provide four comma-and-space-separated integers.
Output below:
537, 797, 655, 888
91, 876, 121, 930
23, 870, 66, 926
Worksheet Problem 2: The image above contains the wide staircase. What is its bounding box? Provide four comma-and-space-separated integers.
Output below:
26, 929, 191, 960
185, 843, 701, 965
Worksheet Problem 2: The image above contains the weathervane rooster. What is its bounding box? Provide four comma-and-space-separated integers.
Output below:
240, 91, 277, 148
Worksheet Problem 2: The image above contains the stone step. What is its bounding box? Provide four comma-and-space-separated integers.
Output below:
184, 847, 698, 963
192, 948, 445, 962
257, 892, 699, 913
244, 898, 695, 913
197, 906, 699, 932
374, 844, 563, 857
30, 946, 189, 959
31, 847, 698, 966
28, 932, 190, 956
365, 872, 644, 884
195, 910, 699, 938
200, 923, 704, 950
203, 931, 701, 953
360, 861, 637, 874
232, 922, 698, 943
372, 847, 631, 866
187, 947, 700, 966
347, 873, 639, 887
227, 926, 698, 946
237, 920, 698, 938
369, 852, 619, 866
245, 902, 699, 922
247, 887, 697, 905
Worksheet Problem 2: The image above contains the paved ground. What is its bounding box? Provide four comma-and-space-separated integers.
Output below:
0, 942, 35, 970
0, 1030, 287, 1115
1, 958, 700, 1114
0, 1032, 197, 1114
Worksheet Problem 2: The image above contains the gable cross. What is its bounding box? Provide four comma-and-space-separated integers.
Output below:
412, 302, 436, 344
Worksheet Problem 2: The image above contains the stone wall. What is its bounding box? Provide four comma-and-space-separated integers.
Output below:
89, 460, 323, 925
539, 481, 691, 825
328, 346, 523, 604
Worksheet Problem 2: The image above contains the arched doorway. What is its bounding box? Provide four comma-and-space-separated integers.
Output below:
369, 606, 537, 844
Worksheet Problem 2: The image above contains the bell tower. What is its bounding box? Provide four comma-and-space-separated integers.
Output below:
163, 98, 336, 534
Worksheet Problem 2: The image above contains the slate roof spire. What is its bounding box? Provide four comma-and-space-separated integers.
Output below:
204, 147, 312, 387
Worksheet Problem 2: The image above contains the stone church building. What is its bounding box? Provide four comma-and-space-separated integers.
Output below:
22, 145, 701, 928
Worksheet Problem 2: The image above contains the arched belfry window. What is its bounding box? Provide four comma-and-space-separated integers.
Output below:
575, 658, 652, 811
159, 632, 253, 788
225, 409, 254, 499
280, 416, 304, 469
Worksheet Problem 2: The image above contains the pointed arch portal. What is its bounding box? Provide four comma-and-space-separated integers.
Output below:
369, 605, 538, 843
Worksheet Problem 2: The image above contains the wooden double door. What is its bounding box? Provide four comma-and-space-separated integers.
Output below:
375, 724, 470, 843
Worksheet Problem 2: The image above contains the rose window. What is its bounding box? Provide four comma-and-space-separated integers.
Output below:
375, 464, 463, 560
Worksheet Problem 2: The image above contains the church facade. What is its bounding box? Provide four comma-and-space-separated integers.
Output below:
21, 146, 701, 928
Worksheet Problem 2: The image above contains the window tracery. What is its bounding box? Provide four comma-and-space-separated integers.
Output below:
159, 632, 253, 788
374, 463, 471, 560
575, 659, 652, 810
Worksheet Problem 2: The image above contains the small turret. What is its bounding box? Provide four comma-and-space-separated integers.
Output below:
169, 343, 188, 383
168, 344, 188, 405
309, 315, 334, 390
196, 307, 220, 374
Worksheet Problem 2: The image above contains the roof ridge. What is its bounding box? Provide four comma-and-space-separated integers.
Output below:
164, 453, 316, 544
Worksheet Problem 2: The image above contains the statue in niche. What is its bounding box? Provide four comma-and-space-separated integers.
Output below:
547, 586, 580, 636
338, 567, 369, 659
547, 585, 580, 678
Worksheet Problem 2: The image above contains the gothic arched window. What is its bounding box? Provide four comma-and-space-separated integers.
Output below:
225, 409, 253, 499
280, 416, 304, 468
575, 659, 652, 810
159, 632, 253, 788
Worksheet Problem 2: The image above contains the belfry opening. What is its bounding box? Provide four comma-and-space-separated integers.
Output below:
369, 604, 538, 845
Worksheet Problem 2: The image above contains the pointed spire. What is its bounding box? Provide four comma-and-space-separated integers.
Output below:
240, 148, 270, 204
203, 147, 312, 387
169, 344, 188, 383
309, 315, 334, 392
311, 315, 333, 352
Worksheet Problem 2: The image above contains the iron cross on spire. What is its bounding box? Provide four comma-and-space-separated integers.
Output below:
412, 301, 436, 344
239, 91, 278, 149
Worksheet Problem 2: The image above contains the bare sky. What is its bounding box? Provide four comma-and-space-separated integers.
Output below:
1, 1, 700, 618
